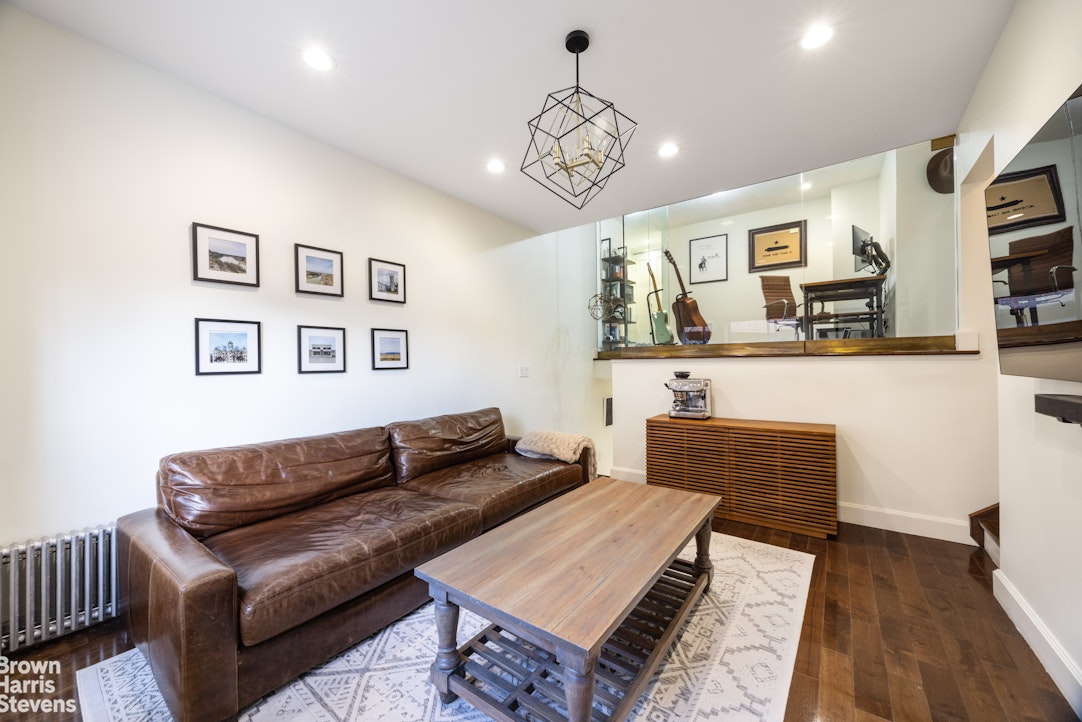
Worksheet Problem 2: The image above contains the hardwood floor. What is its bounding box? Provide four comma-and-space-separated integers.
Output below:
4, 521, 1077, 721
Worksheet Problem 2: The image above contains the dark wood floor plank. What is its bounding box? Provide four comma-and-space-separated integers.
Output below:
783, 671, 820, 722
919, 659, 971, 722
824, 570, 853, 655
997, 632, 1081, 722
888, 671, 935, 722
819, 647, 857, 722
852, 618, 893, 720
873, 584, 922, 682
889, 550, 932, 618
937, 632, 1011, 722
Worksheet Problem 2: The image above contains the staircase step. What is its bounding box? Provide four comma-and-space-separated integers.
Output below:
969, 503, 1000, 548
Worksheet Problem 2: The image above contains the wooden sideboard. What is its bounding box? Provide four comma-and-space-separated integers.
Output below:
645, 414, 838, 538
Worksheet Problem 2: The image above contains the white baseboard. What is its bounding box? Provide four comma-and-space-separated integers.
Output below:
994, 570, 1082, 719
609, 467, 646, 484
838, 502, 975, 546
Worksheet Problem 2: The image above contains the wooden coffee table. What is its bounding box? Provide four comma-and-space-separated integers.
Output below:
415, 477, 720, 722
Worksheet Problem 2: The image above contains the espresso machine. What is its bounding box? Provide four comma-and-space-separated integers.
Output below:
664, 371, 712, 419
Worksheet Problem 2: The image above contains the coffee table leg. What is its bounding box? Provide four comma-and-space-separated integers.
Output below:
563, 661, 596, 722
430, 591, 462, 704
694, 519, 714, 588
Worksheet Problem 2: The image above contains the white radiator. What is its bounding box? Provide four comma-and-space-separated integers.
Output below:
1, 525, 118, 653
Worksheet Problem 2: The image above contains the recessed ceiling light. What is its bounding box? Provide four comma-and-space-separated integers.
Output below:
658, 142, 679, 158
801, 24, 833, 50
486, 159, 506, 174
303, 47, 336, 72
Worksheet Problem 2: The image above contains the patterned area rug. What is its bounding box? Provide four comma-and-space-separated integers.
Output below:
78, 533, 812, 722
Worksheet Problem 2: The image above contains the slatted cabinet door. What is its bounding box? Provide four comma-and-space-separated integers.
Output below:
646, 415, 837, 538
645, 417, 729, 503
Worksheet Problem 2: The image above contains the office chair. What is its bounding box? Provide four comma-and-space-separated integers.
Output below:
995, 225, 1076, 326
760, 275, 833, 339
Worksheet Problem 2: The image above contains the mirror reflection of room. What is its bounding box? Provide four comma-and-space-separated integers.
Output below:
987, 86, 1082, 346
598, 139, 957, 351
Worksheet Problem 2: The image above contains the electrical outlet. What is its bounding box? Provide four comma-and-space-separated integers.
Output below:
518, 366, 529, 377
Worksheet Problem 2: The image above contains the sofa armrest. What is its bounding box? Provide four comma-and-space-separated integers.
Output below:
507, 434, 594, 487
574, 444, 594, 486
117, 508, 239, 722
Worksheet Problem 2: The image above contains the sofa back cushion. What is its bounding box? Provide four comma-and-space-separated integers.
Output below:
158, 426, 395, 538
387, 407, 507, 484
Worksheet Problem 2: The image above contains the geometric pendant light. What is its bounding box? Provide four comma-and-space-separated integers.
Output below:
521, 30, 637, 209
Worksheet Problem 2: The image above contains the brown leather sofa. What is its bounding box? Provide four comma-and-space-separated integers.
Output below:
117, 408, 591, 722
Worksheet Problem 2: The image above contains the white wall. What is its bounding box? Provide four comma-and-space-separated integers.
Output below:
956, 0, 1082, 714
0, 7, 599, 546
608, 352, 998, 545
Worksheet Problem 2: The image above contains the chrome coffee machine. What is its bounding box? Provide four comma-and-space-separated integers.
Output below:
665, 371, 712, 419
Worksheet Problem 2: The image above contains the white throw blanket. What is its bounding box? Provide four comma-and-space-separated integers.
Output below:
515, 431, 597, 480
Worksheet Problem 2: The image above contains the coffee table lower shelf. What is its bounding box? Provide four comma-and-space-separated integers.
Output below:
442, 557, 708, 722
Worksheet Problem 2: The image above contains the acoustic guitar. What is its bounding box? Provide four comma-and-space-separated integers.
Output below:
664, 250, 711, 344
646, 262, 674, 345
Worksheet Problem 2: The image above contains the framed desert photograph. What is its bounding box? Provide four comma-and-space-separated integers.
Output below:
371, 328, 408, 370
195, 318, 261, 375
689, 234, 728, 283
368, 258, 406, 303
192, 223, 260, 286
295, 244, 343, 296
748, 220, 807, 272
298, 325, 345, 373
986, 164, 1067, 235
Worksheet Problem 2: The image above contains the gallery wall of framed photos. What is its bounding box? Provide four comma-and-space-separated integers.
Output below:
190, 221, 410, 376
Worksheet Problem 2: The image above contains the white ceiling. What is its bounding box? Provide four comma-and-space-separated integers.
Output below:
5, 0, 1015, 235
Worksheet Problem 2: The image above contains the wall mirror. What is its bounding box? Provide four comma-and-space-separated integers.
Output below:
595, 139, 958, 354
988, 86, 1082, 382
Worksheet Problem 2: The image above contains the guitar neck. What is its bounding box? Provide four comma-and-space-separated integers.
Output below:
664, 251, 690, 296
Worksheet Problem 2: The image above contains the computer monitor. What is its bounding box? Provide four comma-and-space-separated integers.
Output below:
852, 225, 873, 272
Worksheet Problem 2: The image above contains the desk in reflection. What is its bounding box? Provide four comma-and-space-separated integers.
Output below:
800, 275, 886, 338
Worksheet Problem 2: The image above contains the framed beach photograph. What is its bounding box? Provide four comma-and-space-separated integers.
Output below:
195, 318, 261, 375
689, 234, 728, 284
371, 328, 408, 370
748, 220, 807, 272
368, 258, 406, 303
295, 244, 343, 296
298, 325, 345, 373
986, 164, 1066, 235
192, 223, 260, 287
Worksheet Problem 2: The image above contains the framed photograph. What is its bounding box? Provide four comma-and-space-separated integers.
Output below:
195, 318, 261, 375
295, 244, 343, 296
371, 328, 408, 370
689, 234, 728, 283
748, 220, 807, 272
298, 325, 345, 373
192, 223, 259, 287
369, 258, 406, 303
986, 164, 1066, 235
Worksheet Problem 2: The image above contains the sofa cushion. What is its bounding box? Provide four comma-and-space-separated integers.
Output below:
387, 407, 508, 484
202, 486, 481, 646
403, 452, 581, 529
158, 427, 396, 539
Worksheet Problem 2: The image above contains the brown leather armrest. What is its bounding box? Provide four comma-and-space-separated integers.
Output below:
117, 508, 239, 722
575, 444, 594, 486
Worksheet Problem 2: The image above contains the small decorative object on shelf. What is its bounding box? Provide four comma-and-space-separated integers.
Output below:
665, 371, 712, 419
